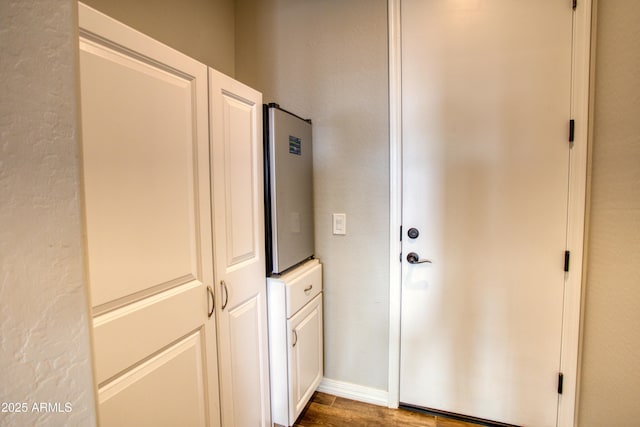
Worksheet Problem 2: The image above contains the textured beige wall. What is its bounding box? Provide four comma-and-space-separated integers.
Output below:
236, 0, 390, 391
0, 0, 96, 425
81, 0, 235, 76
578, 0, 640, 425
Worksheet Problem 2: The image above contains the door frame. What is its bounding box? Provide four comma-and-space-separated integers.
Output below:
386, 1, 593, 425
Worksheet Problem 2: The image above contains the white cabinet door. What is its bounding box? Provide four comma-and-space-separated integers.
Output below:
287, 294, 323, 423
209, 68, 271, 427
78, 4, 220, 426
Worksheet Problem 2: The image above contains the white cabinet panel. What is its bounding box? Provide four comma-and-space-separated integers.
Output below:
99, 331, 208, 427
79, 4, 220, 426
221, 94, 258, 265
80, 23, 198, 310
93, 281, 203, 384
288, 294, 323, 421
209, 68, 271, 427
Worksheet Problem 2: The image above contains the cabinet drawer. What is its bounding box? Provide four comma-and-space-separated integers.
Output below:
285, 261, 322, 316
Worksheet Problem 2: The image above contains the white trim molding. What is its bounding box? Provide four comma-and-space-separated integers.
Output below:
386, 1, 593, 425
558, 1, 593, 426
318, 378, 389, 407
387, 0, 402, 410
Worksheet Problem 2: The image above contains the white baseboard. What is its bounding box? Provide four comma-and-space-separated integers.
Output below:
317, 378, 389, 407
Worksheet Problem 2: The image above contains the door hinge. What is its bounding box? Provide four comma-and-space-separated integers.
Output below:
564, 251, 570, 272
400, 225, 403, 242
569, 119, 575, 143
572, 0, 577, 10
558, 373, 564, 394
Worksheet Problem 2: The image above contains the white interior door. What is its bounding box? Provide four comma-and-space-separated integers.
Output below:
399, 1, 573, 426
209, 68, 271, 427
79, 4, 220, 426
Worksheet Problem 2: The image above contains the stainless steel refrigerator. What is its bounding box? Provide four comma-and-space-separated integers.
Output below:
264, 103, 315, 276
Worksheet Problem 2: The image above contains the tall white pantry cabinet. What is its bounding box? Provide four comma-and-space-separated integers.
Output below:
78, 3, 270, 426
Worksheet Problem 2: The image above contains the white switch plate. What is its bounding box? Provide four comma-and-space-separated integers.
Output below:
332, 213, 346, 235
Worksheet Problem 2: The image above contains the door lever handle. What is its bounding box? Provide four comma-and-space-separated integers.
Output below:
406, 252, 432, 264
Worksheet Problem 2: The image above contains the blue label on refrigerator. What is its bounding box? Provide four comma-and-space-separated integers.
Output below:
289, 136, 301, 155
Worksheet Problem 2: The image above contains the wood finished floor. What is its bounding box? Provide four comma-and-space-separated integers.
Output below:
293, 392, 482, 427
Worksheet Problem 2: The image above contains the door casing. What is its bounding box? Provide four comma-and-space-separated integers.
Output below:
386, 1, 593, 426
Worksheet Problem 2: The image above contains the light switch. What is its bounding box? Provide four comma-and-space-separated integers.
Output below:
332, 213, 346, 235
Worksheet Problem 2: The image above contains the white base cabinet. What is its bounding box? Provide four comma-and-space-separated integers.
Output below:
268, 260, 324, 427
